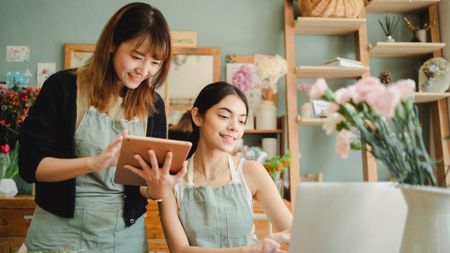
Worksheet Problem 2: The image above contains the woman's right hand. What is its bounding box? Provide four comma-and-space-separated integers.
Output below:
248, 230, 291, 253
89, 129, 127, 173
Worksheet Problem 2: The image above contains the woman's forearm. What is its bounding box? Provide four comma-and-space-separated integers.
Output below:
35, 157, 94, 182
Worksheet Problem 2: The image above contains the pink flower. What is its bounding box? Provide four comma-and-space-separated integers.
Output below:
366, 86, 400, 118
0, 144, 10, 154
335, 88, 352, 104
325, 102, 339, 116
392, 79, 415, 100
335, 130, 352, 159
354, 77, 384, 102
231, 65, 253, 93
309, 78, 328, 99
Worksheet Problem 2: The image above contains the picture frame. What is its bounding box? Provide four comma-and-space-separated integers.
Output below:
64, 43, 95, 69
163, 47, 221, 125
311, 99, 330, 118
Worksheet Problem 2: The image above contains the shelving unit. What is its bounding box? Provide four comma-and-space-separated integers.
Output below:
284, 0, 374, 202
283, 0, 450, 201
366, 0, 449, 186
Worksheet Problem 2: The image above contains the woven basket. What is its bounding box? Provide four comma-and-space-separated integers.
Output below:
298, 0, 363, 18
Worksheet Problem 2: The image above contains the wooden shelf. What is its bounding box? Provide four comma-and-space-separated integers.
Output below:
366, 0, 440, 13
414, 92, 450, 103
296, 65, 369, 79
244, 129, 283, 134
295, 17, 366, 35
369, 42, 446, 57
296, 116, 326, 126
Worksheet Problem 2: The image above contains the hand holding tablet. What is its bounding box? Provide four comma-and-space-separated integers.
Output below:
114, 135, 192, 186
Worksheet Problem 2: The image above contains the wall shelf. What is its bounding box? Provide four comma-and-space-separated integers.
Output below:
244, 129, 283, 134
369, 42, 446, 57
296, 66, 369, 79
366, 0, 440, 13
297, 116, 326, 126
414, 92, 450, 103
295, 17, 366, 35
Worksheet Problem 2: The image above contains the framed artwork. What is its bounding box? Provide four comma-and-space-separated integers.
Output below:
64, 43, 95, 69
164, 47, 221, 125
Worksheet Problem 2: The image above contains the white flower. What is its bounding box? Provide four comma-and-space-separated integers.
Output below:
323, 113, 344, 135
255, 55, 288, 94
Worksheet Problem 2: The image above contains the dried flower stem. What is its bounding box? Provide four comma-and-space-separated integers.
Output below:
403, 17, 436, 33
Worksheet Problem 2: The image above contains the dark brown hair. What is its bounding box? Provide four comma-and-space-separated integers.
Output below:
78, 2, 172, 119
189, 82, 248, 157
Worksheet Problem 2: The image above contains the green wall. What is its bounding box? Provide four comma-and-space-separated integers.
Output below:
1, 0, 427, 183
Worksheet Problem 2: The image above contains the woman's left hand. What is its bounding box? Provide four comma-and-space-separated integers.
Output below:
125, 150, 187, 199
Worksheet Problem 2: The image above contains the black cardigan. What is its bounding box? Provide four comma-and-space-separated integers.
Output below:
19, 70, 167, 227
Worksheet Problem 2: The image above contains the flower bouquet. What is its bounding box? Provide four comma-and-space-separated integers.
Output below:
309, 77, 450, 252
264, 152, 290, 196
255, 54, 288, 99
0, 84, 40, 180
309, 77, 437, 186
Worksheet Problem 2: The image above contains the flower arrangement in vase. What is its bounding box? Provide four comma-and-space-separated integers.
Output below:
0, 83, 40, 196
403, 17, 436, 42
253, 54, 288, 130
309, 77, 450, 252
263, 151, 290, 196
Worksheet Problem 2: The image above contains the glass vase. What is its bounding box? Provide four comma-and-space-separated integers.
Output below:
0, 153, 10, 179
272, 171, 284, 197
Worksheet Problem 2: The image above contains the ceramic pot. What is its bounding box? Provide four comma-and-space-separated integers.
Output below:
0, 178, 18, 198
255, 100, 277, 130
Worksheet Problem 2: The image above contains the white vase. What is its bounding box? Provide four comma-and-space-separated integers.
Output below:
0, 178, 18, 198
415, 29, 427, 42
400, 185, 450, 253
245, 109, 255, 130
255, 100, 277, 130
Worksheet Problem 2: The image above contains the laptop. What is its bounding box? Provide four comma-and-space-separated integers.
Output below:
288, 182, 407, 253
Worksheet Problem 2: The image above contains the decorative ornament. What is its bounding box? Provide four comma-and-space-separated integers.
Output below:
378, 71, 392, 86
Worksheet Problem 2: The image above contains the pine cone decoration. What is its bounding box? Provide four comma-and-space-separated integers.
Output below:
379, 71, 392, 86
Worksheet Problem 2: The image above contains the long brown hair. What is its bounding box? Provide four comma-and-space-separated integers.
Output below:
78, 2, 171, 119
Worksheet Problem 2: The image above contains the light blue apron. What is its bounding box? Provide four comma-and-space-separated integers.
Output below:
178, 154, 257, 248
25, 107, 147, 252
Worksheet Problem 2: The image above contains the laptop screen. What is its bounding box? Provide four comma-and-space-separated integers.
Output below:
288, 182, 406, 253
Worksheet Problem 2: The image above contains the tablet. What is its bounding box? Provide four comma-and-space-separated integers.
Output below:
114, 135, 192, 186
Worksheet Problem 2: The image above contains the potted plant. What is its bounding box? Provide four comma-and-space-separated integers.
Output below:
263, 151, 290, 196
309, 77, 450, 252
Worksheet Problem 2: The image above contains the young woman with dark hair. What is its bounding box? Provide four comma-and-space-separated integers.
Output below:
159, 82, 292, 253
18, 3, 185, 252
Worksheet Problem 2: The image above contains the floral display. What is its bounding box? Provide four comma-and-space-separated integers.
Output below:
231, 64, 253, 93
255, 54, 288, 96
0, 84, 40, 179
309, 77, 436, 186
263, 151, 290, 180
419, 57, 450, 90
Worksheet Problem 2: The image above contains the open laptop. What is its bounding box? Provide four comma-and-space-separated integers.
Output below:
288, 182, 407, 253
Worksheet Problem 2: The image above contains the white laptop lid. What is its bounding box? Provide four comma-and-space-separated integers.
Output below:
288, 182, 407, 253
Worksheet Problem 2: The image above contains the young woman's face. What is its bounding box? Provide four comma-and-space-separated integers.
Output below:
197, 95, 247, 152
112, 37, 162, 89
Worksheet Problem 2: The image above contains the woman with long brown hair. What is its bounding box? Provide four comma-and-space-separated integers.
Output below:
19, 3, 185, 252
